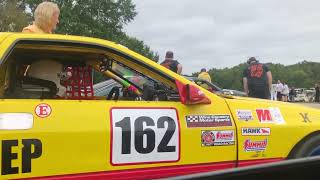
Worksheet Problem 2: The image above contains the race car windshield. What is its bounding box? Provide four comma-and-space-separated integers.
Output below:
111, 61, 153, 89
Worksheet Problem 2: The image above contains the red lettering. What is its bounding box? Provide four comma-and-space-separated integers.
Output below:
38, 106, 49, 116
256, 109, 272, 122
35, 103, 52, 118
249, 64, 263, 78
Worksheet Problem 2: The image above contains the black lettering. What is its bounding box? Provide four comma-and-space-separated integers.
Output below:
135, 116, 155, 154
22, 139, 42, 173
157, 116, 176, 152
2, 140, 18, 175
115, 117, 131, 154
300, 113, 311, 123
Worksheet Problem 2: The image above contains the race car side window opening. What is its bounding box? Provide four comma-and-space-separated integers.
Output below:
95, 56, 180, 101
0, 40, 180, 101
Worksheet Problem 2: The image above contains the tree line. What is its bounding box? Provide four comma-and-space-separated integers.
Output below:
1, 1, 319, 88
0, 0, 159, 62
192, 61, 320, 91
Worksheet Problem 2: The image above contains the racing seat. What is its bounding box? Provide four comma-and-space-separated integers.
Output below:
6, 76, 58, 99
4, 61, 58, 99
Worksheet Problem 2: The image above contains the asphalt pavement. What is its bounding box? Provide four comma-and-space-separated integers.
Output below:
297, 102, 320, 109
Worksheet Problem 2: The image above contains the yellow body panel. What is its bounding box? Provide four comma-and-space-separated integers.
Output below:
226, 97, 320, 160
0, 98, 236, 179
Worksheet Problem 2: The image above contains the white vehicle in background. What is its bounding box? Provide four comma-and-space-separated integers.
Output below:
294, 93, 309, 102
293, 88, 315, 102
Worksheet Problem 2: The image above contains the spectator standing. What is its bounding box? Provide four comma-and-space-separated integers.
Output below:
315, 83, 320, 103
282, 82, 289, 102
289, 87, 296, 102
243, 57, 272, 99
198, 68, 212, 83
270, 84, 277, 101
276, 80, 284, 101
160, 51, 182, 74
22, 1, 60, 33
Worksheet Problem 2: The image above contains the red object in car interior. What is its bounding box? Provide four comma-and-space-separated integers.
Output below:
64, 66, 94, 99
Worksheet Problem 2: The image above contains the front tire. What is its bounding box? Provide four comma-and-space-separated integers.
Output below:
291, 136, 320, 158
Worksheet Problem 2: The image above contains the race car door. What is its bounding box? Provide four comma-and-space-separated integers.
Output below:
102, 54, 237, 178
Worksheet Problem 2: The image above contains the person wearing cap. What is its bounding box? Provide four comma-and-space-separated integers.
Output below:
198, 68, 212, 83
243, 57, 272, 99
22, 1, 60, 34
160, 51, 182, 74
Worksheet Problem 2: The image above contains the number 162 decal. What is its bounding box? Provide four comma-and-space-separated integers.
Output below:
111, 108, 180, 165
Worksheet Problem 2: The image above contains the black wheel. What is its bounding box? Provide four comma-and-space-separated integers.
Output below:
291, 135, 320, 158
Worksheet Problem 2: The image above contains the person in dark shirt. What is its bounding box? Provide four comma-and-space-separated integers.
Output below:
289, 86, 296, 102
160, 51, 182, 74
243, 57, 272, 99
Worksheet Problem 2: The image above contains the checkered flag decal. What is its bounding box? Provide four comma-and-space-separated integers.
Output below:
186, 115, 199, 122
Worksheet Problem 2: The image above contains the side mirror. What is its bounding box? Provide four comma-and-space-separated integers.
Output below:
175, 80, 211, 105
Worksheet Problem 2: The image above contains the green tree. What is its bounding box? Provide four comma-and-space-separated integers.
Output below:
0, 0, 31, 32
23, 0, 158, 61
0, 0, 158, 61
118, 35, 159, 61
197, 61, 320, 90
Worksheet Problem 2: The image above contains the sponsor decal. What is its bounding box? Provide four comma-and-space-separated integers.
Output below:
256, 109, 272, 123
1, 139, 42, 175
300, 113, 311, 123
251, 151, 267, 158
244, 139, 268, 152
242, 128, 270, 136
186, 115, 232, 127
269, 107, 285, 124
201, 130, 235, 146
256, 107, 285, 124
236, 110, 253, 121
35, 103, 52, 118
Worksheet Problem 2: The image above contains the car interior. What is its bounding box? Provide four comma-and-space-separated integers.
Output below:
0, 40, 181, 102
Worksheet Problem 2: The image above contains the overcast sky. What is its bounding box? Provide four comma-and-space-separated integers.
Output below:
125, 0, 320, 75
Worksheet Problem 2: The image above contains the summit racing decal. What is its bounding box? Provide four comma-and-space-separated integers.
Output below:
256, 107, 285, 124
201, 130, 235, 146
242, 127, 270, 136
236, 110, 253, 121
244, 139, 268, 152
185, 115, 232, 127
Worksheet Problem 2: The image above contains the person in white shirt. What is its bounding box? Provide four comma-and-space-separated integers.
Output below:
282, 82, 289, 102
270, 84, 277, 101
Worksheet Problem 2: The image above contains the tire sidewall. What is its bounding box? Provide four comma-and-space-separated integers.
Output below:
293, 136, 320, 158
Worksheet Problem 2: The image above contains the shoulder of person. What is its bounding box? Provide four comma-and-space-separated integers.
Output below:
160, 60, 168, 64
262, 63, 269, 68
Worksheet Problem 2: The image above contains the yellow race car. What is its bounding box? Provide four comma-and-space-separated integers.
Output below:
0, 32, 319, 179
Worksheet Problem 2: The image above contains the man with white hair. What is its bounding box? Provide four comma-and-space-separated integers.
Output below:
22, 2, 64, 97
22, 1, 60, 33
